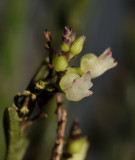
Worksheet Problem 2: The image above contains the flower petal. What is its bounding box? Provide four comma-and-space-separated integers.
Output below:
59, 73, 79, 91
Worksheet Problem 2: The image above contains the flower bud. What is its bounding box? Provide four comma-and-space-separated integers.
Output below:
60, 43, 70, 52
52, 54, 68, 72
70, 35, 86, 56
62, 119, 89, 160
65, 137, 89, 160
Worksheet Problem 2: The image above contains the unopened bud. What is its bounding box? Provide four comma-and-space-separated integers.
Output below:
62, 119, 90, 159
52, 54, 68, 72
60, 43, 70, 52
70, 35, 86, 56
66, 137, 89, 156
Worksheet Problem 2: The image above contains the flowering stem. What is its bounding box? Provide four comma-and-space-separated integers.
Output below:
44, 29, 54, 78
51, 93, 67, 160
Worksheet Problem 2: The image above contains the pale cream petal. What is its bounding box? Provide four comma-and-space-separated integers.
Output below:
59, 73, 79, 91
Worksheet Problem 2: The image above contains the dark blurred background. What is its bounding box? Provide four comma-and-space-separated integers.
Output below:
0, 0, 135, 160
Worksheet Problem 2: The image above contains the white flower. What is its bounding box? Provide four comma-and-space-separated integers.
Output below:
81, 48, 118, 78
59, 72, 93, 101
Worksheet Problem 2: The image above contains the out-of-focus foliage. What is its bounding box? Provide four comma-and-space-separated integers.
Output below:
0, 0, 135, 160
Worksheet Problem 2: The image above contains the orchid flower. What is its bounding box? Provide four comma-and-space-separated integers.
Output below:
59, 72, 93, 101
80, 48, 118, 78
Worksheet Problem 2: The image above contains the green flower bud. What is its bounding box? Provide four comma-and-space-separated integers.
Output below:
52, 54, 68, 72
64, 137, 89, 160
62, 119, 90, 160
60, 43, 70, 52
70, 35, 86, 56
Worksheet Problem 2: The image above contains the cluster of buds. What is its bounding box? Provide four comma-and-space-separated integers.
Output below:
60, 27, 86, 59
51, 27, 118, 101
60, 26, 76, 53
52, 27, 86, 72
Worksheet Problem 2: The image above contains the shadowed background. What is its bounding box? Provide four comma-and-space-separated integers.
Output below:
0, 0, 135, 159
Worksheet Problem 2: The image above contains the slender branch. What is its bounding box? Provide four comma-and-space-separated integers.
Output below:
44, 29, 54, 78
51, 93, 67, 160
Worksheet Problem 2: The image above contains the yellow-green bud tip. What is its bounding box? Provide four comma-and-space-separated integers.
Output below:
70, 35, 86, 56
60, 43, 70, 52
